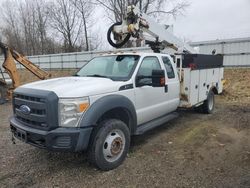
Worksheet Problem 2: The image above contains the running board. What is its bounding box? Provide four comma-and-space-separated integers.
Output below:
134, 112, 179, 135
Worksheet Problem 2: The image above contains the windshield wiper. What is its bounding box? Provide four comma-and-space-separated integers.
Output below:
87, 74, 109, 78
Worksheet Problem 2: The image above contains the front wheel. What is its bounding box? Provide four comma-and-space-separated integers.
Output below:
87, 119, 130, 171
202, 90, 215, 114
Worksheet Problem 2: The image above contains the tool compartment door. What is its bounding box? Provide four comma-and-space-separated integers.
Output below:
189, 70, 199, 105
199, 69, 207, 102
207, 68, 220, 83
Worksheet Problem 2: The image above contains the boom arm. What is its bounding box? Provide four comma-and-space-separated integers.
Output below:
0, 42, 50, 98
10, 49, 51, 79
107, 5, 195, 53
1, 47, 21, 88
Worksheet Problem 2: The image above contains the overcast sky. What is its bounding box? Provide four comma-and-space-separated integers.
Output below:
0, 0, 249, 47
95, 0, 250, 49
173, 0, 250, 41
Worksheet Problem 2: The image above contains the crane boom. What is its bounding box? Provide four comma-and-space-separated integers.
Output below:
107, 5, 195, 53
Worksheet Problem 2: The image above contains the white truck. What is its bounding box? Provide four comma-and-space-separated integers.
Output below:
10, 52, 223, 170
9, 5, 224, 170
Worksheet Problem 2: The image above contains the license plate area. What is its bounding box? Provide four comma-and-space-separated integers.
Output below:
13, 128, 27, 142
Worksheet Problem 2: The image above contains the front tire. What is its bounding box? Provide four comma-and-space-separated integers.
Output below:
202, 90, 215, 114
87, 119, 130, 171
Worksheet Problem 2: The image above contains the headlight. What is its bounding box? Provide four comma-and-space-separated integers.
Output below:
58, 97, 89, 127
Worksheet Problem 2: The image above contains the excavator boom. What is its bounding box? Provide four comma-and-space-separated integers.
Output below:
11, 50, 51, 79
0, 42, 50, 80
0, 42, 51, 103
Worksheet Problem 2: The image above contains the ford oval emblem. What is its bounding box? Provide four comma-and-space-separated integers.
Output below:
20, 105, 31, 115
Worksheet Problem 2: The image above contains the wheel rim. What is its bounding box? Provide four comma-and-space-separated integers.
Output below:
103, 129, 125, 162
208, 94, 214, 110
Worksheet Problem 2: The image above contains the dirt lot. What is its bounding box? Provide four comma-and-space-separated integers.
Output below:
0, 68, 250, 188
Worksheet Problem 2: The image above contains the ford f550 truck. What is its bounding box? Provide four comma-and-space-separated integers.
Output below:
10, 52, 224, 170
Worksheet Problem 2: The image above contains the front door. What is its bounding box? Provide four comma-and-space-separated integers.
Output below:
135, 56, 171, 125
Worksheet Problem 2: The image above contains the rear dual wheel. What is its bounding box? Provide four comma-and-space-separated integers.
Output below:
194, 90, 215, 114
202, 90, 215, 114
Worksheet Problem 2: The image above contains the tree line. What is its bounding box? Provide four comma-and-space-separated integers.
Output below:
0, 0, 189, 56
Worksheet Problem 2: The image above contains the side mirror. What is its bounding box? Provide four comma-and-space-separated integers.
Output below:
152, 69, 165, 87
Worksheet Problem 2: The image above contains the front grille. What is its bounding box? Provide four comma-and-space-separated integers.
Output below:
15, 94, 45, 102
13, 88, 59, 131
16, 116, 47, 127
14, 94, 48, 129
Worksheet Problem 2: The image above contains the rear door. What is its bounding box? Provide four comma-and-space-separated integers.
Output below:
161, 56, 180, 109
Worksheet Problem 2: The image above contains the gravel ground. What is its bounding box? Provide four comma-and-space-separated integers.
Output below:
0, 69, 249, 188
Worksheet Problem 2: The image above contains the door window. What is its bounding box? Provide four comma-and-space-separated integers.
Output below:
137, 56, 161, 86
162, 56, 175, 79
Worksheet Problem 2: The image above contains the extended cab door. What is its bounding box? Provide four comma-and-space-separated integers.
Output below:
161, 56, 180, 109
134, 56, 179, 125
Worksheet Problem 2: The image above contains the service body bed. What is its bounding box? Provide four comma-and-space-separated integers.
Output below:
177, 54, 224, 108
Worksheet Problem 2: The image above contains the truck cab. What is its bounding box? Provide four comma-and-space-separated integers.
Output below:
10, 52, 222, 170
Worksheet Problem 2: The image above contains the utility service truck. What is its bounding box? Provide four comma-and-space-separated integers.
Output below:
9, 5, 224, 170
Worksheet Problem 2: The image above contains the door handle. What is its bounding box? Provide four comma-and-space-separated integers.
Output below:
165, 85, 168, 93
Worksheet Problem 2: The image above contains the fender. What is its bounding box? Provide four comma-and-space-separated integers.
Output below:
210, 85, 219, 95
80, 94, 137, 133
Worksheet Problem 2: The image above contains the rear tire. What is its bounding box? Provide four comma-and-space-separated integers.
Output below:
202, 90, 215, 114
87, 119, 130, 171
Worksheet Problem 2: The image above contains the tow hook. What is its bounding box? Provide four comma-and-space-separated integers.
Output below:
11, 132, 16, 144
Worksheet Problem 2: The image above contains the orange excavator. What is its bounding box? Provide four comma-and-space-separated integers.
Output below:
0, 42, 51, 104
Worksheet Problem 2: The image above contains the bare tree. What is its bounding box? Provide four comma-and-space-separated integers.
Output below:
0, 0, 57, 55
94, 0, 126, 22
49, 0, 83, 52
17, 0, 38, 55
88, 30, 103, 50
70, 0, 94, 51
0, 0, 24, 53
95, 0, 190, 22
34, 0, 50, 54
0, 0, 99, 54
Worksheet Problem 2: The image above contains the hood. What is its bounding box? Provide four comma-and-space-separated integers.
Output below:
21, 77, 124, 98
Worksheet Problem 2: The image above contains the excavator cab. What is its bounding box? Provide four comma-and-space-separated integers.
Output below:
0, 47, 6, 104
0, 44, 17, 104
0, 67, 11, 104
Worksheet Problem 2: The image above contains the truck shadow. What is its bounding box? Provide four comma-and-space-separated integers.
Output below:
130, 109, 197, 150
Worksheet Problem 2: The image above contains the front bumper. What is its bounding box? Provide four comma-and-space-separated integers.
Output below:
10, 117, 93, 152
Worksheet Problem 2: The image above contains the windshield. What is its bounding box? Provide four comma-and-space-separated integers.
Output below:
76, 55, 140, 81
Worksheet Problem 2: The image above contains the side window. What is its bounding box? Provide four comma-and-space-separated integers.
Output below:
138, 57, 161, 76
137, 56, 161, 85
162, 56, 175, 79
